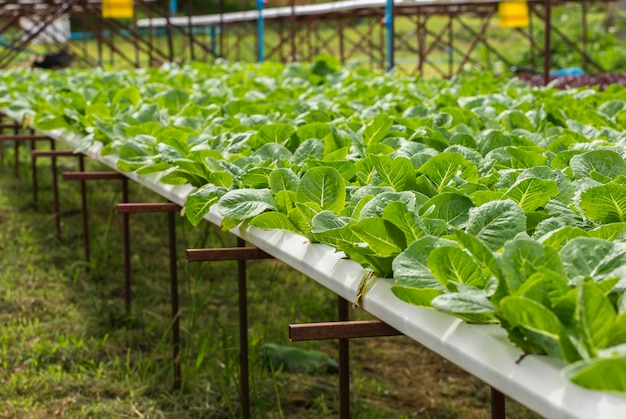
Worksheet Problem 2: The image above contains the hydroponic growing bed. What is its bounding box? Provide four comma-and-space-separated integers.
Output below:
3, 59, 626, 417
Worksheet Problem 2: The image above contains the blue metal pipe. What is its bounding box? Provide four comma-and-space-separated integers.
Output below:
170, 0, 178, 17
257, 0, 264, 62
386, 0, 394, 71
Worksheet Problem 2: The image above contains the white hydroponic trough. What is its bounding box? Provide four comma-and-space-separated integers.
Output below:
137, 0, 502, 28
9, 111, 626, 418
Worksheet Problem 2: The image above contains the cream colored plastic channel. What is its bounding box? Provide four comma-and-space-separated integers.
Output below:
137, 0, 503, 28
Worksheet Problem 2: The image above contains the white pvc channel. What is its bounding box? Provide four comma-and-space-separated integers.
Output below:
9, 113, 626, 418
137, 0, 502, 28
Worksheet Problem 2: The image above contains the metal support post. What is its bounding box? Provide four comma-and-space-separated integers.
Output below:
62, 171, 126, 264
491, 387, 506, 419
186, 243, 273, 418
0, 134, 51, 180
115, 202, 182, 389
289, 320, 401, 341
31, 149, 79, 219
338, 296, 350, 419
289, 316, 402, 419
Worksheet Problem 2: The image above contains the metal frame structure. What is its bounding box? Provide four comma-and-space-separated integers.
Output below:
0, 0, 611, 79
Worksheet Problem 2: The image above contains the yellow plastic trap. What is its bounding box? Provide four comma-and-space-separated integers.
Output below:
499, 1, 529, 28
102, 0, 134, 18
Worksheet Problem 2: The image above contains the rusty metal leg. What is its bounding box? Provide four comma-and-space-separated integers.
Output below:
338, 296, 350, 419
51, 142, 61, 239
289, 320, 401, 341
13, 124, 19, 178
78, 156, 90, 263
491, 388, 506, 419
168, 211, 181, 390
186, 244, 272, 415
289, 317, 401, 417
0, 142, 3, 170
237, 237, 250, 419
122, 178, 131, 313
32, 149, 82, 236
31, 138, 38, 210
62, 171, 124, 255
116, 202, 183, 389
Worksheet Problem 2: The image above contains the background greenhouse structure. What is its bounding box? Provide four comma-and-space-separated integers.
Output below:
2, 0, 626, 418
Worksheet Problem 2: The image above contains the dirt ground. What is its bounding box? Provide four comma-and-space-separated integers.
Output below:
275, 336, 540, 418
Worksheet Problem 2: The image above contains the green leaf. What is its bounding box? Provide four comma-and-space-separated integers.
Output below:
392, 236, 454, 291
500, 110, 534, 131
359, 191, 422, 218
609, 312, 626, 346
217, 189, 276, 221
563, 357, 626, 393
209, 171, 234, 188
254, 123, 297, 148
362, 114, 393, 146
184, 185, 227, 226
382, 201, 424, 243
470, 191, 505, 207
500, 238, 565, 295
34, 115, 70, 130
504, 146, 547, 169
269, 168, 300, 195
427, 246, 486, 289
588, 222, 626, 241
465, 200, 526, 251
570, 150, 626, 180
536, 225, 588, 250
160, 88, 189, 113
113, 85, 141, 108
371, 155, 416, 192
255, 143, 292, 161
288, 202, 322, 237
295, 166, 346, 213
390, 286, 443, 307
274, 190, 296, 214
291, 139, 324, 164
413, 175, 439, 197
560, 237, 626, 282
454, 229, 502, 280
311, 210, 350, 232
432, 292, 495, 315
420, 193, 474, 228
599, 100, 626, 118
580, 184, 626, 223
500, 296, 564, 359
502, 178, 559, 212
250, 212, 300, 234
296, 122, 332, 141
307, 159, 356, 182
335, 241, 395, 278
578, 282, 616, 354
311, 212, 356, 247
350, 218, 407, 258
418, 152, 476, 191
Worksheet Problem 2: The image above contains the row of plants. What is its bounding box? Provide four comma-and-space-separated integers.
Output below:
3, 57, 626, 396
